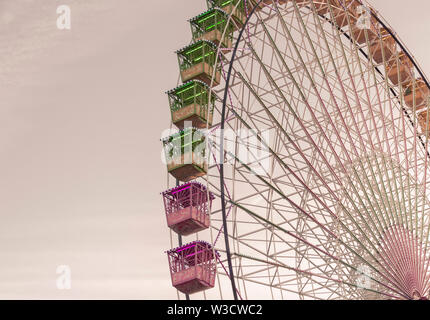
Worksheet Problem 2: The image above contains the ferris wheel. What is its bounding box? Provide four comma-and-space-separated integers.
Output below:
160, 0, 430, 300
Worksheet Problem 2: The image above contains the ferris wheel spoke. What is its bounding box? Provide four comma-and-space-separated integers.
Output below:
306, 2, 429, 297
230, 108, 340, 227
228, 147, 411, 295
326, 11, 405, 230
215, 141, 400, 294
292, 2, 401, 236
228, 199, 406, 298
305, 3, 424, 290
238, 36, 388, 267
232, 79, 400, 284
340, 3, 430, 293
266, 10, 382, 225
212, 213, 344, 298
230, 151, 337, 238
212, 166, 348, 290
342, 20, 411, 231
419, 119, 430, 289
233, 252, 402, 299
258, 1, 426, 296
230, 225, 352, 298
292, 7, 416, 292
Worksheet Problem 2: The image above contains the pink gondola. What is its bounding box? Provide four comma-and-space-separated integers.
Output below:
167, 241, 219, 295
162, 182, 215, 236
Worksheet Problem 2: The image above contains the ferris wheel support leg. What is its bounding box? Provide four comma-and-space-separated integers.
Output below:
216, 0, 266, 302
176, 179, 190, 301
219, 162, 238, 300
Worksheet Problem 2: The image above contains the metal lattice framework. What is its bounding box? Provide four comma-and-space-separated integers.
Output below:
163, 0, 430, 300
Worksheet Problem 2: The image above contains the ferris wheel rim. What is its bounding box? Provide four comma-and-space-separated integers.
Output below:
218, 0, 266, 301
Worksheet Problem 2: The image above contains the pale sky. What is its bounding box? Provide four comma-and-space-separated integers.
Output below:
0, 0, 429, 299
